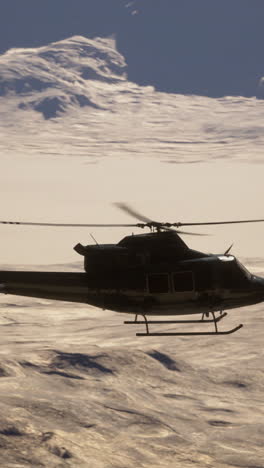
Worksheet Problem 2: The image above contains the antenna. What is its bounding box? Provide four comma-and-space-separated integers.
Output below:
89, 233, 99, 245
224, 243, 233, 255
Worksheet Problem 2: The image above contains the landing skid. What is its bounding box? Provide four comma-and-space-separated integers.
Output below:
124, 312, 243, 337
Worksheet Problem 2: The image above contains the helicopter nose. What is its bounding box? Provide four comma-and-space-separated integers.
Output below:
251, 275, 264, 296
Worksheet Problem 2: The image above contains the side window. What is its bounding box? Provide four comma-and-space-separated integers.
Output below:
173, 271, 194, 292
148, 274, 169, 293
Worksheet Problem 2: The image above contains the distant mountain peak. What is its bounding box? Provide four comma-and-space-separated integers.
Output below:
0, 36, 127, 119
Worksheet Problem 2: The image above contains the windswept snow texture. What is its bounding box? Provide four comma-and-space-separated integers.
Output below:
0, 36, 264, 163
0, 266, 264, 467
0, 36, 126, 119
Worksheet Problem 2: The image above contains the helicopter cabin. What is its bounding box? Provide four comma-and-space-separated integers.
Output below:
142, 256, 251, 297
179, 255, 252, 292
74, 233, 252, 296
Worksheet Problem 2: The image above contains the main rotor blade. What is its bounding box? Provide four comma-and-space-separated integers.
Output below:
114, 203, 208, 235
0, 220, 208, 235
114, 202, 153, 223
175, 230, 208, 237
0, 220, 139, 228
172, 218, 264, 228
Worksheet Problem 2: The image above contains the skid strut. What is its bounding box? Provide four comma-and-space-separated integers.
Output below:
124, 312, 228, 326
124, 311, 243, 337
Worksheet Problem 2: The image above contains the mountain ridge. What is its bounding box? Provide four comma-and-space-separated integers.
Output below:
1, 0, 263, 98
0, 36, 127, 118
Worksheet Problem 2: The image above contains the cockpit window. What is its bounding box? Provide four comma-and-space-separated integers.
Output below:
236, 260, 251, 280
217, 256, 251, 288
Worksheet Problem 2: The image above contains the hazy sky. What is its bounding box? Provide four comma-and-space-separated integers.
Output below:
1, 0, 263, 97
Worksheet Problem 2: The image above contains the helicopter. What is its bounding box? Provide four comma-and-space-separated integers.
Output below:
0, 203, 264, 337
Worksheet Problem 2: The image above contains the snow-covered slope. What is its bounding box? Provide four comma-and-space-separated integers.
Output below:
0, 36, 264, 163
0, 291, 264, 467
0, 36, 126, 118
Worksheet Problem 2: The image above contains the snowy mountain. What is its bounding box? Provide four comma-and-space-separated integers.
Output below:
0, 36, 264, 164
0, 36, 127, 119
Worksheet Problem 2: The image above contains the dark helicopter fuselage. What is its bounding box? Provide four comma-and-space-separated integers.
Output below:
1, 231, 264, 317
